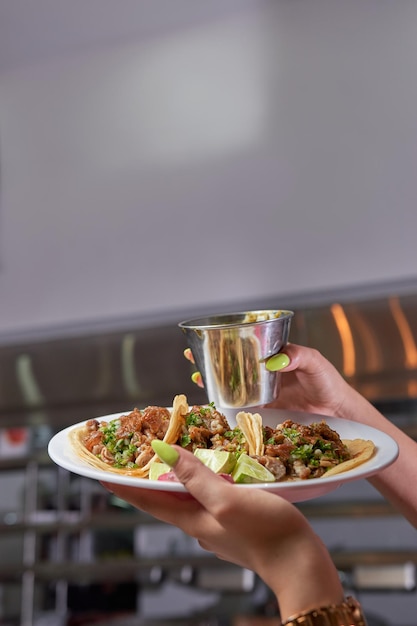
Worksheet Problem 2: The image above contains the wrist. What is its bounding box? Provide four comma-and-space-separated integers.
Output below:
334, 384, 376, 423
281, 595, 367, 626
257, 527, 344, 621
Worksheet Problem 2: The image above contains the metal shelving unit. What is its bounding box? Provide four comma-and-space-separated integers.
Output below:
1, 452, 416, 625
1, 289, 417, 624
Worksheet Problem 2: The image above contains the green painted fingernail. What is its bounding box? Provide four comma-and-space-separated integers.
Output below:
151, 440, 179, 467
191, 371, 203, 386
266, 353, 290, 371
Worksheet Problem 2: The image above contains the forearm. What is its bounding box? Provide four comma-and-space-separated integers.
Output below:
368, 425, 417, 528
336, 386, 417, 528
257, 528, 344, 621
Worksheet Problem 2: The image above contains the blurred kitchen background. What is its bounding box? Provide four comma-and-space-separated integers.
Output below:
0, 1, 417, 624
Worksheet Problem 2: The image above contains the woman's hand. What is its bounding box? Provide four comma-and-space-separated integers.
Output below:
184, 343, 362, 419
264, 343, 362, 418
102, 442, 344, 621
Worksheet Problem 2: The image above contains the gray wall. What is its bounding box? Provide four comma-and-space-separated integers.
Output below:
1, 0, 417, 339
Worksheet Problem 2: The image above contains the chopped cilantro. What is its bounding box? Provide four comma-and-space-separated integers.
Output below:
200, 402, 216, 414
186, 413, 203, 426
180, 433, 192, 447
113, 444, 138, 467
282, 427, 301, 443
317, 441, 333, 451
224, 428, 245, 444
290, 443, 314, 462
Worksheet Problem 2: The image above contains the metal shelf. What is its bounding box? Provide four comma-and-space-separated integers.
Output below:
0, 551, 415, 584
0, 499, 401, 539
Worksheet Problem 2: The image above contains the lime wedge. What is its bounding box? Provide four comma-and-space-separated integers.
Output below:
194, 448, 237, 474
231, 454, 275, 484
149, 461, 171, 480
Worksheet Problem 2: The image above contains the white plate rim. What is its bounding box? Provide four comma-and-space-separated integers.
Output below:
47, 408, 399, 501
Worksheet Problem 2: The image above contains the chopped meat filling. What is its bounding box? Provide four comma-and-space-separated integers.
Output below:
262, 419, 350, 480
178, 404, 249, 455
82, 406, 170, 469
80, 405, 350, 482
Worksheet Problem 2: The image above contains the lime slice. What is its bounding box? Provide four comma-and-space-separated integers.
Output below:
194, 448, 237, 474
149, 461, 171, 480
231, 454, 275, 484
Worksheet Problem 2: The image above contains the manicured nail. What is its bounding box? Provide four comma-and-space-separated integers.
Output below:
266, 353, 290, 371
191, 371, 204, 387
183, 348, 195, 364
151, 440, 179, 467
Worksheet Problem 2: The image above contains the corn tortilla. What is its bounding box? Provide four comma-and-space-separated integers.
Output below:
237, 411, 375, 478
70, 396, 375, 482
69, 394, 189, 477
236, 411, 264, 456
324, 438, 375, 476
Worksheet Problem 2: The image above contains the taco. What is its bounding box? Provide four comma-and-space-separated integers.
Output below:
208, 330, 262, 407
69, 394, 189, 477
175, 401, 250, 456
170, 404, 375, 482
323, 438, 376, 476
70, 395, 374, 483
236, 412, 375, 481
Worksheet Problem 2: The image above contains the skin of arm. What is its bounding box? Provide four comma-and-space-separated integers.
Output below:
102, 445, 345, 622
269, 344, 417, 528
186, 342, 417, 526
100, 343, 416, 621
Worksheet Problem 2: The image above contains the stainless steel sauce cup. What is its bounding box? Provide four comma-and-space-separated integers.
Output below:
179, 309, 294, 408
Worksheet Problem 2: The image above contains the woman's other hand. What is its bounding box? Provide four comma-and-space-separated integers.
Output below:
183, 348, 204, 387
102, 442, 344, 621
183, 343, 417, 528
184, 343, 358, 418
264, 344, 357, 417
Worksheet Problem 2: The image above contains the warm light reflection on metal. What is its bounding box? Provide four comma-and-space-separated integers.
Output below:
360, 383, 383, 402
92, 344, 112, 398
349, 308, 382, 373
330, 303, 356, 377
16, 354, 48, 425
121, 333, 142, 397
389, 297, 417, 369
407, 380, 417, 397
16, 354, 44, 406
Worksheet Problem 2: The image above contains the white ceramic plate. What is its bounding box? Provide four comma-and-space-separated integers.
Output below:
48, 408, 399, 503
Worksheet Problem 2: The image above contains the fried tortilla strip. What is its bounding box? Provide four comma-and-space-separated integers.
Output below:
236, 411, 264, 456
161, 393, 189, 445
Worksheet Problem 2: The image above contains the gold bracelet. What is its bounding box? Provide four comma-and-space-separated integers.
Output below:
281, 596, 367, 626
